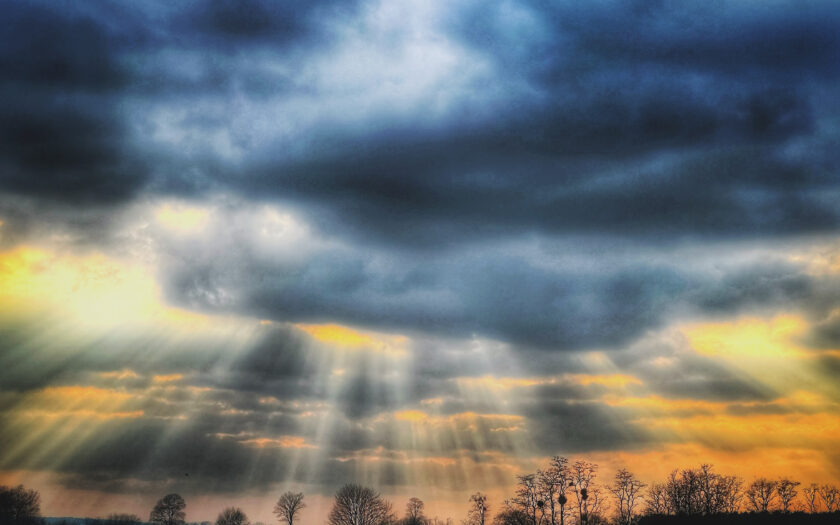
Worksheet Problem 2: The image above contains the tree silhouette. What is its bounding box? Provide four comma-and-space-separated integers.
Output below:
776, 478, 800, 513
645, 483, 672, 516
467, 492, 489, 525
216, 507, 250, 525
494, 501, 531, 525
818, 484, 839, 512
803, 484, 821, 513
569, 460, 602, 524
538, 456, 570, 525
150, 493, 187, 525
274, 491, 306, 525
328, 484, 394, 525
404, 497, 427, 525
0, 484, 40, 524
746, 479, 777, 512
514, 474, 544, 525
609, 468, 646, 525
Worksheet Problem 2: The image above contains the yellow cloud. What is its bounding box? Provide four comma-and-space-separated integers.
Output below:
568, 373, 642, 388
456, 375, 547, 391
154, 202, 209, 232
395, 410, 429, 422
296, 323, 408, 353
152, 373, 183, 383
240, 436, 316, 449
14, 386, 144, 421
684, 315, 808, 359
0, 245, 230, 330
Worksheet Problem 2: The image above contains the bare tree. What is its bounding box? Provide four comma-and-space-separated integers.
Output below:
584, 487, 607, 524
404, 497, 427, 525
644, 483, 671, 516
274, 492, 306, 525
494, 501, 531, 525
665, 468, 703, 516
539, 457, 570, 525
804, 484, 821, 513
644, 467, 741, 516
716, 475, 744, 513
745, 479, 776, 512
514, 474, 546, 525
467, 492, 489, 525
776, 478, 800, 513
819, 483, 840, 512
569, 460, 599, 525
0, 485, 41, 523
150, 494, 186, 525
694, 465, 742, 514
217, 507, 250, 525
329, 484, 394, 525
609, 469, 645, 525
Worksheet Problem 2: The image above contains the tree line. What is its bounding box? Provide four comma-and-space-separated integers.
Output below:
3, 459, 839, 525
487, 458, 840, 525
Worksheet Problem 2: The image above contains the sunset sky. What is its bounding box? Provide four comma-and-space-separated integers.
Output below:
2, 0, 840, 523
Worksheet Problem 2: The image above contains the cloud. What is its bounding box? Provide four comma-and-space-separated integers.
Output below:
1, 0, 839, 351
0, 3, 148, 204
3, 0, 840, 502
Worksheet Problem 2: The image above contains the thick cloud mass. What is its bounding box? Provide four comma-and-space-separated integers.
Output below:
2, 0, 840, 506
2, 0, 838, 350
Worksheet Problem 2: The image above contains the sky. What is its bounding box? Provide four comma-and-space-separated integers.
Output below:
1, 0, 840, 522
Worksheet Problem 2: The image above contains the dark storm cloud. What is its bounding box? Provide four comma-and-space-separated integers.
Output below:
3, 0, 838, 233
525, 400, 648, 453
164, 227, 839, 350
0, 414, 317, 493
814, 354, 840, 379
0, 0, 353, 205
0, 3, 147, 204
2, 0, 840, 351
214, 0, 840, 247
800, 314, 840, 351
178, 0, 357, 47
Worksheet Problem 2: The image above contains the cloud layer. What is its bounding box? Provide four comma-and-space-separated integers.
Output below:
1, 0, 840, 521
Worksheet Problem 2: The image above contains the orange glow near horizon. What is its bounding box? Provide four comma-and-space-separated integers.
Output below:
1, 245, 840, 524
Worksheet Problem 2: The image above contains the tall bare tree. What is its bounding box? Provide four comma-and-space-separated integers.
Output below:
694, 465, 742, 514
644, 483, 671, 516
776, 478, 800, 513
216, 507, 250, 525
666, 468, 702, 516
404, 497, 427, 525
608, 469, 646, 525
514, 474, 545, 525
819, 484, 840, 512
803, 484, 820, 513
329, 484, 394, 525
274, 492, 306, 525
720, 475, 744, 514
150, 494, 187, 525
539, 456, 570, 525
467, 492, 489, 525
745, 479, 776, 512
569, 460, 600, 525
